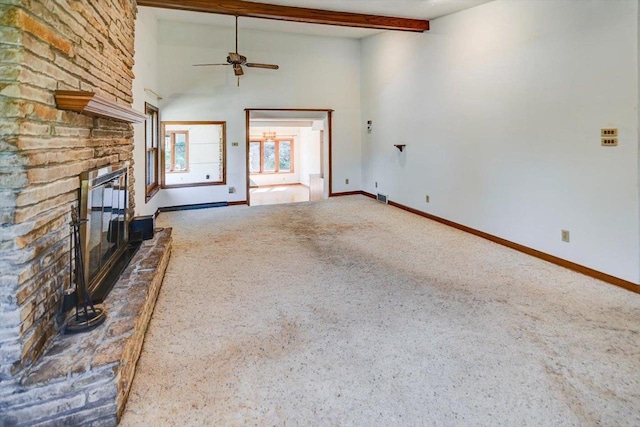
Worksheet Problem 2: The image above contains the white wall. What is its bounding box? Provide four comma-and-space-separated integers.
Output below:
298, 127, 322, 186
154, 20, 362, 207
132, 8, 160, 216
361, 0, 640, 284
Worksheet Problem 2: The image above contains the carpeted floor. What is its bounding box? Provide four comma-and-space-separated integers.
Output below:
120, 196, 640, 426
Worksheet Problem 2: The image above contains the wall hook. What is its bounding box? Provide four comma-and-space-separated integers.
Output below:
394, 144, 406, 152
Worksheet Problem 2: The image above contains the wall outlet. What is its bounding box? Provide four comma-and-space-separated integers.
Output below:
228, 186, 235, 194
232, 141, 239, 147
601, 138, 618, 146
601, 128, 618, 137
425, 195, 430, 203
345, 178, 349, 185
561, 229, 570, 243
375, 182, 378, 188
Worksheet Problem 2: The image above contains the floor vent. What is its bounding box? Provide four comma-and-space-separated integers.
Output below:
376, 193, 388, 204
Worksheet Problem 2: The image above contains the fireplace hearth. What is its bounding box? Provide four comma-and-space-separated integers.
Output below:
0, 229, 172, 426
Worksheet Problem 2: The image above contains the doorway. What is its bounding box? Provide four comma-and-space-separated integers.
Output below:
245, 109, 333, 207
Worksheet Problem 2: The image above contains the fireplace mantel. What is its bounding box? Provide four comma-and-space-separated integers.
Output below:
55, 90, 146, 123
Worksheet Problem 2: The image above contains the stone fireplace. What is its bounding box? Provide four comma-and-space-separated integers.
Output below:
0, 0, 138, 378
0, 1, 170, 424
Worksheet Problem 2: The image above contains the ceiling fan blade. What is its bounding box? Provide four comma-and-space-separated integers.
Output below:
193, 63, 230, 67
245, 63, 279, 70
233, 64, 244, 76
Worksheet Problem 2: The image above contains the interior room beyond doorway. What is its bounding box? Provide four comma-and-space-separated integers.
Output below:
247, 109, 330, 207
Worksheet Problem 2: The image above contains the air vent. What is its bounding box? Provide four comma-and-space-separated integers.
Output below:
376, 193, 388, 204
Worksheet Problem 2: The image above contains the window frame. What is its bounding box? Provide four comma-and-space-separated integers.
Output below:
144, 103, 160, 202
160, 121, 227, 189
164, 130, 190, 173
249, 138, 294, 174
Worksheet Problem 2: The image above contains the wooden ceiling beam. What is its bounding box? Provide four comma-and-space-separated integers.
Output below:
136, 0, 429, 32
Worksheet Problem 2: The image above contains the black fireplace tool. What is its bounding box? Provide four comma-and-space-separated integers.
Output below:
64, 206, 107, 333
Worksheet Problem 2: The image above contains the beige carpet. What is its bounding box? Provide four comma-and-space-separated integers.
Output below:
120, 196, 640, 426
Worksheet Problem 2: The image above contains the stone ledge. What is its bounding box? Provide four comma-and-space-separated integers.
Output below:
0, 228, 172, 427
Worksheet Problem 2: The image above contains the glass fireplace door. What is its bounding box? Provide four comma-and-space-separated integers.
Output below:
80, 165, 129, 295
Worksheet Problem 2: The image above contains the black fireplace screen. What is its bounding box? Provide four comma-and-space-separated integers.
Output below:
79, 164, 129, 298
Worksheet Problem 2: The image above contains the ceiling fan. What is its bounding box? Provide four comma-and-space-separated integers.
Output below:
193, 16, 279, 86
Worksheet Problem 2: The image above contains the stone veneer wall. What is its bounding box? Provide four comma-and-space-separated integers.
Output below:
0, 0, 138, 382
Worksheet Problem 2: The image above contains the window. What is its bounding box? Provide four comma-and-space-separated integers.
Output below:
161, 122, 226, 188
249, 139, 293, 174
144, 103, 159, 202
165, 131, 189, 172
